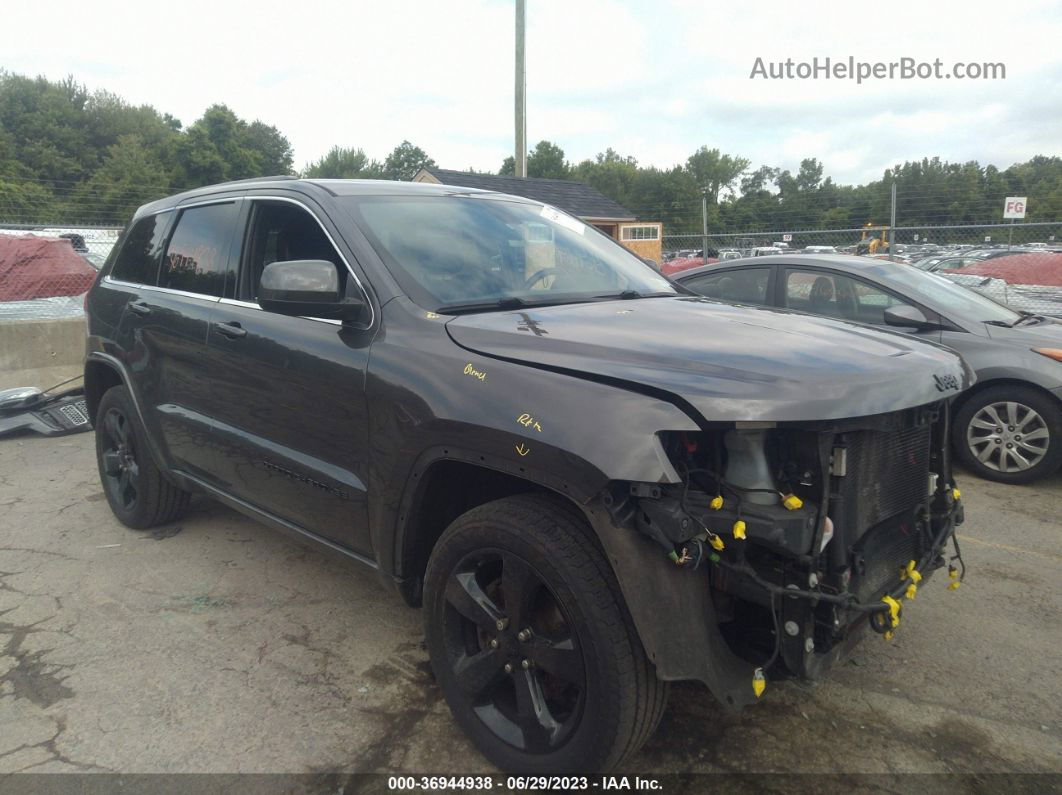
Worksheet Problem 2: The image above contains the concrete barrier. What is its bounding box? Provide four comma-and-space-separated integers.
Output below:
0, 316, 86, 391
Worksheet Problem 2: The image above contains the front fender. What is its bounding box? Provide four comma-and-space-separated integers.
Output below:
366, 298, 698, 588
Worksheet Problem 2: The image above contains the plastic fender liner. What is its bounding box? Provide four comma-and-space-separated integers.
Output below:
581, 495, 758, 711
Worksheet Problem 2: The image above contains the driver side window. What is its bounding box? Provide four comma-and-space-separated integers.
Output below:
242, 201, 346, 300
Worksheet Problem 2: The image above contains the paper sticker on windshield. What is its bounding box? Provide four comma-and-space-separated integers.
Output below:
540, 205, 585, 236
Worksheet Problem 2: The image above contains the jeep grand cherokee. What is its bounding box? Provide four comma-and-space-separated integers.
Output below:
84, 177, 971, 774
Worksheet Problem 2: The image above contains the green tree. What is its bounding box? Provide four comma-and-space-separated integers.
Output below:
383, 141, 435, 181
71, 134, 173, 223
303, 146, 383, 178
500, 140, 572, 179
244, 120, 294, 175
685, 147, 750, 204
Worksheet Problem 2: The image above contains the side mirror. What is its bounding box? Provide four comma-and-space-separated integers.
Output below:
884, 304, 937, 331
640, 256, 660, 272
258, 260, 364, 320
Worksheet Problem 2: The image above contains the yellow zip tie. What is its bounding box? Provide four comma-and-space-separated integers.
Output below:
905, 583, 918, 600
882, 596, 902, 628
709, 534, 725, 551
903, 560, 923, 583
782, 493, 803, 510
733, 520, 747, 540
952, 487, 961, 501
710, 495, 724, 510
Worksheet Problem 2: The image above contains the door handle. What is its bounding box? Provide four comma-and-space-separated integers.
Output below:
215, 321, 247, 339
127, 300, 152, 316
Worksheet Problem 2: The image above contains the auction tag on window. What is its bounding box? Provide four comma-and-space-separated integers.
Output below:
540, 205, 585, 235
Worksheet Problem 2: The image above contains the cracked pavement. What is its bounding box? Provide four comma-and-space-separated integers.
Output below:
0, 432, 1059, 780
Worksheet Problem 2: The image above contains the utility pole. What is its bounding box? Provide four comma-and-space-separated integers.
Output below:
515, 0, 527, 178
701, 188, 709, 262
889, 182, 898, 261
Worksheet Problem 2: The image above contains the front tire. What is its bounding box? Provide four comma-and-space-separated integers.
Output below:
423, 494, 667, 774
953, 385, 1062, 484
95, 385, 190, 528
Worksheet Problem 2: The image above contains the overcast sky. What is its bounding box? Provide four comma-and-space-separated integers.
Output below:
6, 0, 1060, 184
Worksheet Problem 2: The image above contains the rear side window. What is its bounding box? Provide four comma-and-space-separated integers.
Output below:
110, 213, 170, 284
684, 268, 771, 305
159, 202, 238, 297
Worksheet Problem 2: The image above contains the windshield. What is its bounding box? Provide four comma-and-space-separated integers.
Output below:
897, 266, 1022, 324
341, 195, 676, 310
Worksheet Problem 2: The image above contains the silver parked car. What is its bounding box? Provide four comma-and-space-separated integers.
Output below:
676, 254, 1062, 484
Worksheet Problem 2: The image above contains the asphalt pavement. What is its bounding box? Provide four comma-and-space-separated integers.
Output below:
0, 431, 1059, 788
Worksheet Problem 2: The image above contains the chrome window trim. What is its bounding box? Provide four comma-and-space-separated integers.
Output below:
238, 194, 375, 328
103, 276, 222, 303
217, 296, 342, 326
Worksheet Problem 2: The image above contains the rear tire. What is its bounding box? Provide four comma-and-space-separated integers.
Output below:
95, 385, 190, 529
953, 385, 1062, 484
423, 493, 667, 774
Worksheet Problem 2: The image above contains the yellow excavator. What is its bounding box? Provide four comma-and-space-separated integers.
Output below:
856, 223, 890, 255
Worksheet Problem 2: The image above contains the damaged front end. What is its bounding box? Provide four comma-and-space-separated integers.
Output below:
600, 400, 965, 703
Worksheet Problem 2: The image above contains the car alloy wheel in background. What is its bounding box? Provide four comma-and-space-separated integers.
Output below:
954, 385, 1062, 484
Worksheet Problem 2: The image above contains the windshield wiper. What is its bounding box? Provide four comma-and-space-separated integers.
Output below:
1014, 314, 1046, 326
436, 296, 530, 314
985, 313, 1041, 328
437, 296, 596, 315
592, 290, 673, 300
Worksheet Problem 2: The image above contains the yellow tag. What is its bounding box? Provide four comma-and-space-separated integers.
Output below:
905, 583, 918, 600
947, 580, 961, 591
710, 495, 724, 510
782, 494, 803, 511
752, 668, 766, 698
709, 535, 725, 551
952, 487, 961, 501
733, 520, 747, 540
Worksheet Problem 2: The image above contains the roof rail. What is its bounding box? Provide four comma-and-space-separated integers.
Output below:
213, 175, 299, 186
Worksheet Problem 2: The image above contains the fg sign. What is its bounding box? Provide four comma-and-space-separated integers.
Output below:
1004, 197, 1027, 219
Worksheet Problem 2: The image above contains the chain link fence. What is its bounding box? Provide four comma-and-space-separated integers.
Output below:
0, 224, 122, 321
663, 221, 1062, 316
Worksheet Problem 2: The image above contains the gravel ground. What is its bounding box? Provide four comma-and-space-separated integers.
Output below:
0, 431, 1059, 788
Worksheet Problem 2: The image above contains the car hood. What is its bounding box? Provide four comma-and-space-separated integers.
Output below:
445, 296, 973, 422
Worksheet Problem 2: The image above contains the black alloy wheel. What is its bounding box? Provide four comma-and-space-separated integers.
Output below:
94, 385, 190, 529
100, 406, 140, 511
423, 494, 668, 774
442, 548, 586, 753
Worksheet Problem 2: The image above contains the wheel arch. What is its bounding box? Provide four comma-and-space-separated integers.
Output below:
390, 446, 603, 606
84, 358, 124, 422
952, 376, 1062, 418
83, 352, 169, 473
